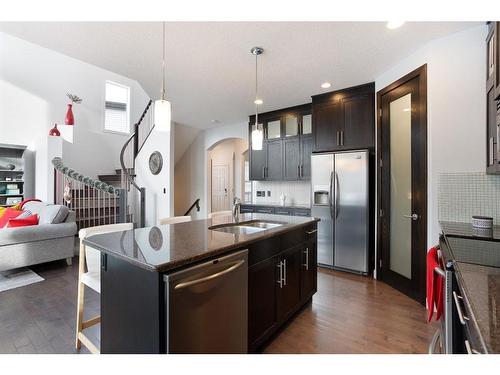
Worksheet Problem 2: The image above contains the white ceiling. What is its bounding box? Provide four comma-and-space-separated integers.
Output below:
0, 22, 479, 130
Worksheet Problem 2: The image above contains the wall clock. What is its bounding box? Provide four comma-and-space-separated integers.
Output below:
149, 151, 163, 175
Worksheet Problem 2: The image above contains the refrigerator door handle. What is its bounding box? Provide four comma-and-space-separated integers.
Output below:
335, 172, 340, 219
329, 171, 335, 219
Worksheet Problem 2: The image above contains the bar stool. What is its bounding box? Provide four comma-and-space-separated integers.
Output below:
159, 216, 192, 225
208, 210, 232, 219
76, 223, 133, 353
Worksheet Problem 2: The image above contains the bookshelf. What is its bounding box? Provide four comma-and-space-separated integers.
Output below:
0, 144, 26, 207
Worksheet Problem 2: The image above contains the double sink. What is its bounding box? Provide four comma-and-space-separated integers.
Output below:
209, 220, 284, 235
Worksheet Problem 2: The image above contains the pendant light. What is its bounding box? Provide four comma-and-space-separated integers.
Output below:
251, 47, 264, 151
154, 22, 171, 132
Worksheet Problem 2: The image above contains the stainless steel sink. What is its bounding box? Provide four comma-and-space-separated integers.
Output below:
209, 220, 284, 235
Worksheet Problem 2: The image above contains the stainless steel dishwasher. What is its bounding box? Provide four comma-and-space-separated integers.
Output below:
164, 249, 248, 353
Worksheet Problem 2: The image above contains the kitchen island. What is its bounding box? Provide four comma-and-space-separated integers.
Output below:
84, 213, 319, 354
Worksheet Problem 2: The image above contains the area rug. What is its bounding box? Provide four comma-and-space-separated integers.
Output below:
0, 268, 44, 292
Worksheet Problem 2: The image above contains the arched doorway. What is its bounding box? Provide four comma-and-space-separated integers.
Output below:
206, 137, 248, 214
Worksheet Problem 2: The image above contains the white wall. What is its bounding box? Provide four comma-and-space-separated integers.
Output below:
134, 125, 173, 226
0, 32, 150, 201
174, 121, 247, 218
375, 25, 487, 251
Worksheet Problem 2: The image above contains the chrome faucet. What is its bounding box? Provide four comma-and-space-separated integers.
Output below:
232, 197, 241, 222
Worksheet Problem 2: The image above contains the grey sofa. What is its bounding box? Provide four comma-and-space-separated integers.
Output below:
0, 201, 77, 272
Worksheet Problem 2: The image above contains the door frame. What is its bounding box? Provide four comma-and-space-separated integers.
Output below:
376, 64, 428, 305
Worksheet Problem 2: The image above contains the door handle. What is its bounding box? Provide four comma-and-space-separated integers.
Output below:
174, 260, 245, 290
340, 131, 344, 146
336, 131, 340, 146
329, 172, 335, 219
298, 165, 300, 178
277, 261, 283, 288
403, 214, 419, 221
262, 166, 265, 179
303, 247, 309, 270
335, 172, 340, 219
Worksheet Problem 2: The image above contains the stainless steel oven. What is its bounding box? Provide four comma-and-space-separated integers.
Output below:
430, 236, 467, 354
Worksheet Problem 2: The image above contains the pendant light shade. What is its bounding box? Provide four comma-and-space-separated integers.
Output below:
251, 46, 264, 151
155, 22, 171, 132
251, 126, 263, 151
154, 99, 171, 132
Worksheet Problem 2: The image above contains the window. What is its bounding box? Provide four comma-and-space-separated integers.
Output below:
104, 81, 130, 134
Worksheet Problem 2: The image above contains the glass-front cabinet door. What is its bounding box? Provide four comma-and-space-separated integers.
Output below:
285, 115, 299, 137
266, 120, 281, 140
302, 114, 312, 135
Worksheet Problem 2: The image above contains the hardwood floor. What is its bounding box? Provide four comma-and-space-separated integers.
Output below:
0, 259, 436, 354
0, 260, 99, 354
263, 267, 437, 353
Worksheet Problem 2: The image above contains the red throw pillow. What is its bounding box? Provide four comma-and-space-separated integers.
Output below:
7, 214, 39, 228
0, 208, 23, 228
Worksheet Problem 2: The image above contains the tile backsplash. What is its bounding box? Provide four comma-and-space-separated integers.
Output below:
438, 172, 500, 224
252, 180, 311, 206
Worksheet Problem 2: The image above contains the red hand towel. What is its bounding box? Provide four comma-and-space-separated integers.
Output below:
426, 247, 444, 322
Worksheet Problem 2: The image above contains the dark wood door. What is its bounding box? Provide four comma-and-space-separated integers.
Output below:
248, 256, 279, 350
300, 237, 317, 300
277, 245, 302, 321
300, 135, 313, 179
250, 144, 266, 181
378, 65, 427, 305
283, 137, 300, 180
341, 94, 374, 150
266, 140, 283, 180
312, 101, 342, 152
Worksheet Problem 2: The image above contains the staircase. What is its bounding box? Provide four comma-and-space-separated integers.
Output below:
52, 99, 154, 230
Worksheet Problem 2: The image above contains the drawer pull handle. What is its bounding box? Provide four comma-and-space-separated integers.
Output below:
303, 247, 309, 270
306, 229, 317, 235
453, 291, 469, 325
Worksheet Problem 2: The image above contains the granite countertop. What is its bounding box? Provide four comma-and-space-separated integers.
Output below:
440, 221, 500, 242
441, 223, 500, 353
242, 203, 311, 209
84, 213, 319, 273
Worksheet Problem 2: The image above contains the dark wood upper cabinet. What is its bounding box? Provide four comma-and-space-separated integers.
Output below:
283, 137, 301, 180
266, 140, 283, 180
312, 82, 375, 153
341, 93, 375, 149
249, 104, 312, 181
300, 135, 313, 179
312, 101, 342, 152
249, 143, 267, 180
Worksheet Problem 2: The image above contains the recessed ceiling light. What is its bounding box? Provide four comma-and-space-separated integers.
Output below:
321, 82, 332, 89
211, 119, 219, 123
387, 21, 405, 30
254, 99, 263, 105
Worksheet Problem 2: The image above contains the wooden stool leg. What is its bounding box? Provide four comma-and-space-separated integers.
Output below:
75, 242, 86, 350
75, 281, 85, 349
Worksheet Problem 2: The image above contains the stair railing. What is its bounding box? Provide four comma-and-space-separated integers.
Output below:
52, 157, 127, 231
184, 198, 201, 216
119, 99, 153, 228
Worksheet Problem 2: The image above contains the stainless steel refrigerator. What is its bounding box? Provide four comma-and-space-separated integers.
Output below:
311, 150, 369, 274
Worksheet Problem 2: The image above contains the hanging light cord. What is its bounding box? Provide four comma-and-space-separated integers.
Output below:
161, 21, 166, 101
255, 52, 259, 127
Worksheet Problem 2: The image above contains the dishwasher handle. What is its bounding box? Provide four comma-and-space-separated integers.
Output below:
174, 260, 245, 290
